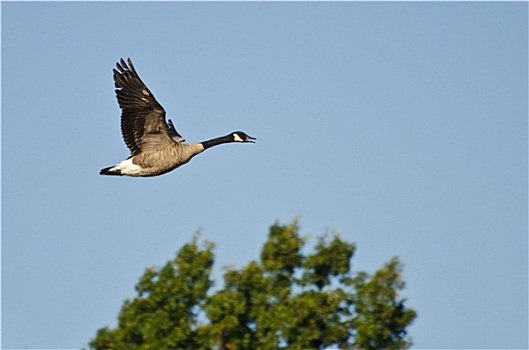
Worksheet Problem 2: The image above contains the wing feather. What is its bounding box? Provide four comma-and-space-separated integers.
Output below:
113, 58, 175, 156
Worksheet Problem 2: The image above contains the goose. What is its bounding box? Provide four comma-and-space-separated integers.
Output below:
100, 58, 255, 177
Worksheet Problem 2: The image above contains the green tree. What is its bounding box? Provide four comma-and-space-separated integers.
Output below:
89, 220, 416, 350
90, 238, 215, 349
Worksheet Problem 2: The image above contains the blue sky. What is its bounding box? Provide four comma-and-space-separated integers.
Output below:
2, 2, 527, 349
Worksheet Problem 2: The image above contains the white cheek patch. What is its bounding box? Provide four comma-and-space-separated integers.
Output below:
233, 133, 244, 142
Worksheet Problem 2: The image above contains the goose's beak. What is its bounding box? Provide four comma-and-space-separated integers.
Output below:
245, 135, 256, 143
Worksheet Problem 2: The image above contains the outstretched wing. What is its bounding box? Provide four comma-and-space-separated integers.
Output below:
113, 58, 175, 156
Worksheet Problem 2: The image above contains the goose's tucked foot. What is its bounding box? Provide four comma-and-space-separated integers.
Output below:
100, 157, 141, 176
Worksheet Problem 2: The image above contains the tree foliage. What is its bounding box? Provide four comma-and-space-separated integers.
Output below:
89, 220, 416, 349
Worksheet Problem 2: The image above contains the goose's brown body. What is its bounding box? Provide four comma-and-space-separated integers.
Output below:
101, 143, 205, 177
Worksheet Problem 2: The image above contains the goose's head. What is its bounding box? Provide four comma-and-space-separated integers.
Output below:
232, 131, 256, 143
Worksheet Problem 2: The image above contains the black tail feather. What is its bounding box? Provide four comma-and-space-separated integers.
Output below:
100, 166, 122, 176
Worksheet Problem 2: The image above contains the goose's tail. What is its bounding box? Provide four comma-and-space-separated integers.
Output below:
100, 158, 140, 176
100, 166, 122, 176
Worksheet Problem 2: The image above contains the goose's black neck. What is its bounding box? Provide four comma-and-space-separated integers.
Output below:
201, 134, 234, 150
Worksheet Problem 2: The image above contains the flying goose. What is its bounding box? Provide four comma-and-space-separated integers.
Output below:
100, 58, 255, 177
